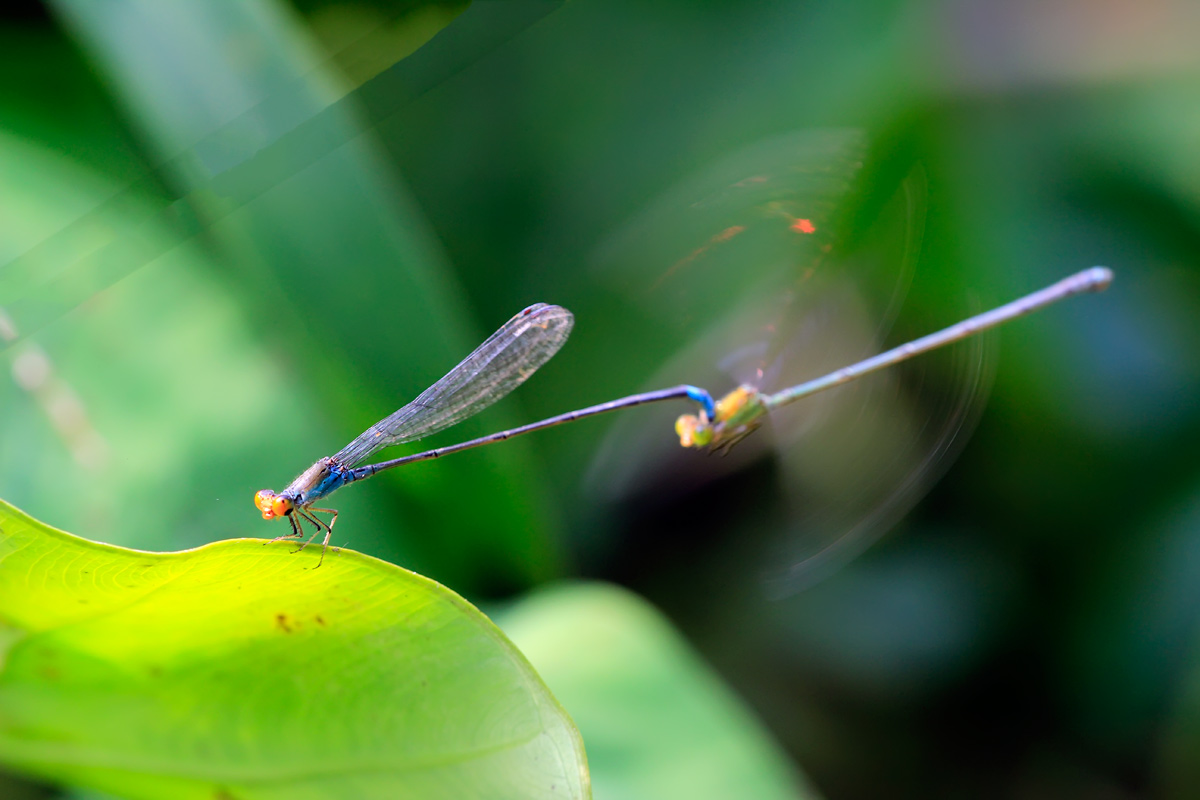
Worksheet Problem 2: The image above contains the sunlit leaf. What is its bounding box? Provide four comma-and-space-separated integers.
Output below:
0, 500, 588, 800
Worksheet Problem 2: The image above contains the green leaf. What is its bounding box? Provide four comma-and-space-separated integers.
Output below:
499, 583, 819, 800
0, 500, 589, 800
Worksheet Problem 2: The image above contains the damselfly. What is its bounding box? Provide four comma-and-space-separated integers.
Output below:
255, 268, 1111, 565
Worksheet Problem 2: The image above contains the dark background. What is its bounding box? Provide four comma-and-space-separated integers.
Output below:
2, 1, 1199, 797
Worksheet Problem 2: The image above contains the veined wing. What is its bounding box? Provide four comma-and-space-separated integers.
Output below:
334, 303, 574, 468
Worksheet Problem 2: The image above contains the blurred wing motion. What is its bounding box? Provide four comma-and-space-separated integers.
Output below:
586, 129, 991, 595
335, 303, 574, 467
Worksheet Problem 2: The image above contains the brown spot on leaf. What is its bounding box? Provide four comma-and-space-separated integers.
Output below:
275, 613, 292, 633
314, 615, 326, 626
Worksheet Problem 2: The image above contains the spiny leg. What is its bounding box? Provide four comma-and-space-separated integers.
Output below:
296, 506, 339, 567
268, 513, 304, 544
284, 510, 325, 554
308, 506, 340, 565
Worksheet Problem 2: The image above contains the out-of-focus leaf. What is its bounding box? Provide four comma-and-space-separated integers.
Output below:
304, 1, 471, 87
500, 582, 818, 800
45, 0, 565, 590
1066, 488, 1200, 761
1163, 654, 1200, 799
0, 500, 588, 800
0, 130, 362, 557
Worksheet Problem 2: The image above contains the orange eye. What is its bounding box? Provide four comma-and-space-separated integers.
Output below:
271, 496, 293, 518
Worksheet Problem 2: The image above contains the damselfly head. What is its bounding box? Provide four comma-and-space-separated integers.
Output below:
675, 413, 713, 448
254, 490, 293, 521
676, 385, 768, 450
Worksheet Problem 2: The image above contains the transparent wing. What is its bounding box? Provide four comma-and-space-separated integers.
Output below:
584, 131, 992, 597
334, 303, 574, 467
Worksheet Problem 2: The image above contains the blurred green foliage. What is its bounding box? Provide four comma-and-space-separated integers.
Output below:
501, 583, 818, 800
2, 0, 1200, 798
